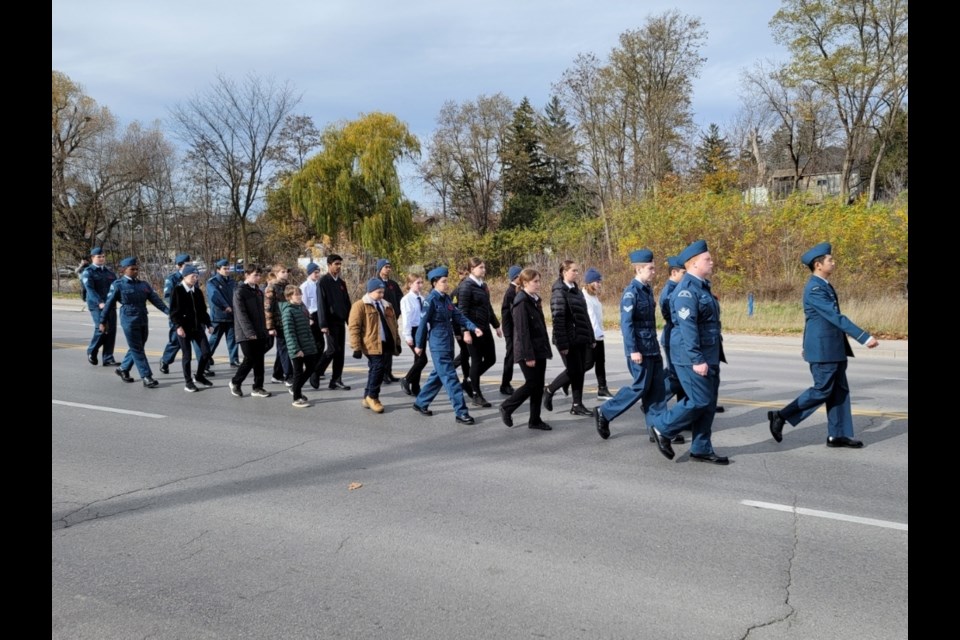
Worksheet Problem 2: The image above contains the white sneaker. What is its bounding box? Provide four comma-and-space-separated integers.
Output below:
230, 382, 243, 397
251, 388, 272, 398
184, 381, 198, 393
270, 376, 284, 384
292, 398, 310, 408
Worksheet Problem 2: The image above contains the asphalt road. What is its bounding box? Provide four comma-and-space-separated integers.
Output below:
52, 302, 908, 639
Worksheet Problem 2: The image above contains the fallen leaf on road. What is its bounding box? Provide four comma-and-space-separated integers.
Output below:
348, 482, 363, 491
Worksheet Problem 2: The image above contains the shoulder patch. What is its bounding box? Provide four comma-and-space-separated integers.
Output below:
677, 290, 693, 298
622, 305, 634, 313
678, 307, 692, 320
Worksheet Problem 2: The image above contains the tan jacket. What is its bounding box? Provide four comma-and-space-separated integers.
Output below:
348, 295, 402, 356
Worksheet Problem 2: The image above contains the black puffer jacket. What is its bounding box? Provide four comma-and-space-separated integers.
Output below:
550, 278, 593, 351
512, 290, 552, 362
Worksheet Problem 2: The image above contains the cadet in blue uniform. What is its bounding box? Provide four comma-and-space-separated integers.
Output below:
650, 240, 729, 465
207, 258, 240, 367
593, 250, 672, 442
767, 242, 879, 447
81, 247, 117, 366
100, 257, 169, 387
412, 266, 483, 425
160, 254, 205, 375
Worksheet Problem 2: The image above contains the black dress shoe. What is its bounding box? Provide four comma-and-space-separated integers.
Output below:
87, 353, 98, 365
569, 404, 592, 416
229, 361, 241, 368
499, 384, 514, 396
101, 358, 117, 367
461, 379, 474, 398
528, 421, 552, 431
399, 378, 413, 396
472, 393, 492, 408
715, 405, 725, 413
142, 376, 159, 388
542, 386, 554, 412
412, 403, 433, 416
115, 367, 134, 383
499, 405, 514, 428
651, 427, 675, 460
826, 436, 863, 448
329, 380, 351, 391
309, 374, 320, 390
768, 410, 785, 443
691, 452, 730, 465
647, 429, 684, 444
595, 408, 610, 440
455, 414, 475, 425
203, 368, 216, 377
159, 361, 170, 374
385, 374, 400, 383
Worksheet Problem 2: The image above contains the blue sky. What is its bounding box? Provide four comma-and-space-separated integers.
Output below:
53, 0, 787, 205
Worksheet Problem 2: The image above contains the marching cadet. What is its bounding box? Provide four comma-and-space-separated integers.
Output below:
498, 265, 522, 396
207, 259, 240, 368
160, 254, 207, 376
650, 240, 729, 465
169, 264, 214, 392
593, 250, 673, 442
375, 258, 403, 384
81, 247, 117, 367
582, 267, 613, 401
399, 273, 429, 397
100, 257, 169, 388
348, 278, 402, 414
412, 266, 483, 425
767, 242, 879, 448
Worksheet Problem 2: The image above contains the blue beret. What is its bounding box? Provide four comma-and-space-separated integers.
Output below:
376, 258, 391, 273
584, 267, 602, 284
119, 256, 138, 268
90, 247, 103, 256
801, 242, 832, 267
366, 278, 385, 293
629, 249, 654, 264
508, 265, 522, 281
306, 262, 320, 275
667, 255, 684, 270
175, 253, 191, 265
181, 264, 199, 277
678, 240, 708, 264
427, 265, 448, 282
215, 258, 230, 268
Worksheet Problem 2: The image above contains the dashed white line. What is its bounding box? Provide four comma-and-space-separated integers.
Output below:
52, 400, 166, 419
741, 500, 907, 531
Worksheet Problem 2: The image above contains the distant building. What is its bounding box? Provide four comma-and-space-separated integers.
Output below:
745, 147, 862, 204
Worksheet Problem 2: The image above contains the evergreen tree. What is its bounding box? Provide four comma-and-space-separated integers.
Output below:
500, 97, 548, 229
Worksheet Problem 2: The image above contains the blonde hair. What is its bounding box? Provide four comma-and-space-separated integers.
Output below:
405, 272, 423, 290
584, 282, 602, 296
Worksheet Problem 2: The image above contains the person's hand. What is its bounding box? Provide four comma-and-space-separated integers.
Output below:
474, 328, 484, 337
321, 327, 329, 334
464, 332, 473, 345
98, 302, 105, 310
352, 350, 362, 359
208, 326, 215, 335
268, 329, 276, 336
225, 306, 232, 313
98, 323, 105, 332
866, 337, 879, 348
525, 359, 536, 367
176, 327, 185, 338
295, 350, 304, 358
414, 347, 423, 356
495, 327, 503, 339
693, 362, 708, 376
406, 339, 414, 347
630, 352, 642, 364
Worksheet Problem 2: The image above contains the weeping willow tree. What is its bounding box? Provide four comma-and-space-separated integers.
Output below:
290, 112, 420, 256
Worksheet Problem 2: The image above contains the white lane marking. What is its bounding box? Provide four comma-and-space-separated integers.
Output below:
741, 500, 907, 531
52, 400, 166, 419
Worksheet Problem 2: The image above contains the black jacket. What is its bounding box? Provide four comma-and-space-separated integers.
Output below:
170, 285, 212, 333
233, 283, 268, 342
550, 278, 593, 351
501, 283, 518, 338
381, 278, 403, 314
457, 277, 500, 329
512, 290, 552, 362
318, 274, 351, 325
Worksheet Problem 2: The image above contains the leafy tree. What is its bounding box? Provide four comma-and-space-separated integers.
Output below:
169, 72, 300, 261
771, 0, 908, 203
290, 112, 420, 257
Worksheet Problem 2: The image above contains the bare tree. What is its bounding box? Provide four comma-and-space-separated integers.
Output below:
170, 72, 300, 260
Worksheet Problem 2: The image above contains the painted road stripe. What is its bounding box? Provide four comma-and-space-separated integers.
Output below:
53, 400, 166, 419
741, 500, 907, 531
